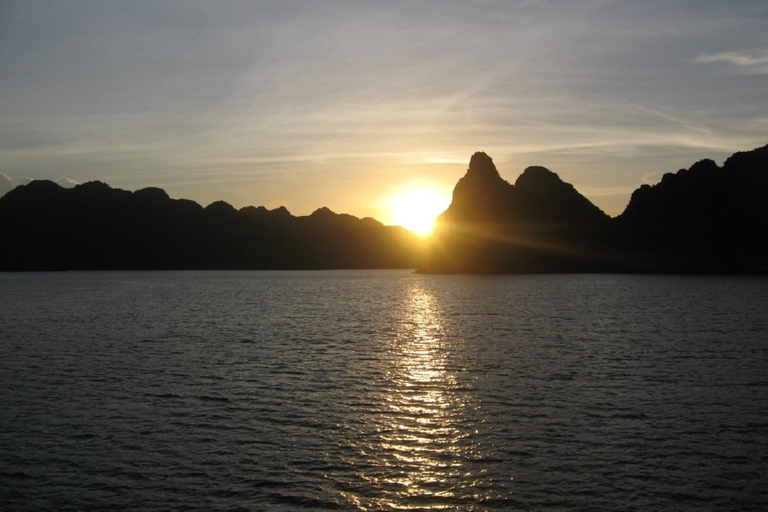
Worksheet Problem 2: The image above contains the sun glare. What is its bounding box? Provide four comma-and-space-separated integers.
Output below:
390, 189, 451, 236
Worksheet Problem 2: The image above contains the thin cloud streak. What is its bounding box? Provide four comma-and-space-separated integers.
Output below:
695, 50, 768, 74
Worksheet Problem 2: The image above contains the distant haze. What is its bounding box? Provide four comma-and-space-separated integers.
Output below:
1, 1, 766, 223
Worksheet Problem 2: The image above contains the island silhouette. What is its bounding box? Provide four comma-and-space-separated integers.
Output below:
1, 144, 766, 273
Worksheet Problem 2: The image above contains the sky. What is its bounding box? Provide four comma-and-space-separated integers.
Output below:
1, 0, 767, 225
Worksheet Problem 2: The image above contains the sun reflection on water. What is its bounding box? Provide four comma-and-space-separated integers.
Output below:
338, 284, 495, 510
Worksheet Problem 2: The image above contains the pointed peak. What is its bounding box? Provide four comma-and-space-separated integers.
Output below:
270, 205, 292, 216
310, 206, 336, 218
467, 152, 501, 179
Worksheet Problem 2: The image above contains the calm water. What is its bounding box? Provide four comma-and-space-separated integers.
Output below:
1, 270, 767, 511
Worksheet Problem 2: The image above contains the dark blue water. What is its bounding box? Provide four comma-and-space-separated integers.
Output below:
1, 271, 767, 510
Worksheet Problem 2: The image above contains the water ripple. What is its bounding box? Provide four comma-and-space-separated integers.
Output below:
1, 271, 767, 511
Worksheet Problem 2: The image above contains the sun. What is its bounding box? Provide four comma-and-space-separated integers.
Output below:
390, 188, 451, 236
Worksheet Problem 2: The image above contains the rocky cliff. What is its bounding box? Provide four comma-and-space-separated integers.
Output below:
419, 145, 768, 273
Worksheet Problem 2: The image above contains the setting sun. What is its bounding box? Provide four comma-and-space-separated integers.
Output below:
390, 189, 451, 236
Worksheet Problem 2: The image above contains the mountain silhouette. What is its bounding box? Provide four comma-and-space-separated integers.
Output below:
420, 145, 768, 273
1, 144, 766, 272
0, 181, 419, 271
420, 152, 614, 273
614, 144, 768, 272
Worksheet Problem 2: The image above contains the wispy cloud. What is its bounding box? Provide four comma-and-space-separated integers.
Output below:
1, 1, 766, 219
695, 50, 768, 74
0, 173, 13, 197
56, 178, 79, 188
0, 174, 79, 197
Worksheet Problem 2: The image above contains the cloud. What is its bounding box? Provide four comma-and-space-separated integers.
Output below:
695, 50, 768, 74
56, 177, 79, 188
0, 173, 13, 197
0, 176, 79, 197
641, 172, 661, 185
1, 2, 766, 219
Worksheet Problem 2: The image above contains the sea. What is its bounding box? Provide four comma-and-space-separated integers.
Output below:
1, 270, 767, 511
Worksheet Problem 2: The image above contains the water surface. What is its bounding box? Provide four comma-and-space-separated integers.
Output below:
1, 271, 767, 510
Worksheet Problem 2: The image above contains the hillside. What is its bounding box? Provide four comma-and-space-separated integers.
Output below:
0, 181, 420, 271
419, 145, 768, 273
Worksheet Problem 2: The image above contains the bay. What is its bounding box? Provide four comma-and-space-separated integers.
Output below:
1, 270, 767, 511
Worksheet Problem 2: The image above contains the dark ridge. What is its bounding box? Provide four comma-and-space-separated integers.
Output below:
613, 144, 768, 273
422, 155, 613, 273
0, 182, 420, 271
1, 143, 766, 273
420, 143, 768, 274
514, 165, 610, 225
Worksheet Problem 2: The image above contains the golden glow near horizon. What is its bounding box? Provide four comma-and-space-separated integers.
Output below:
389, 188, 451, 236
